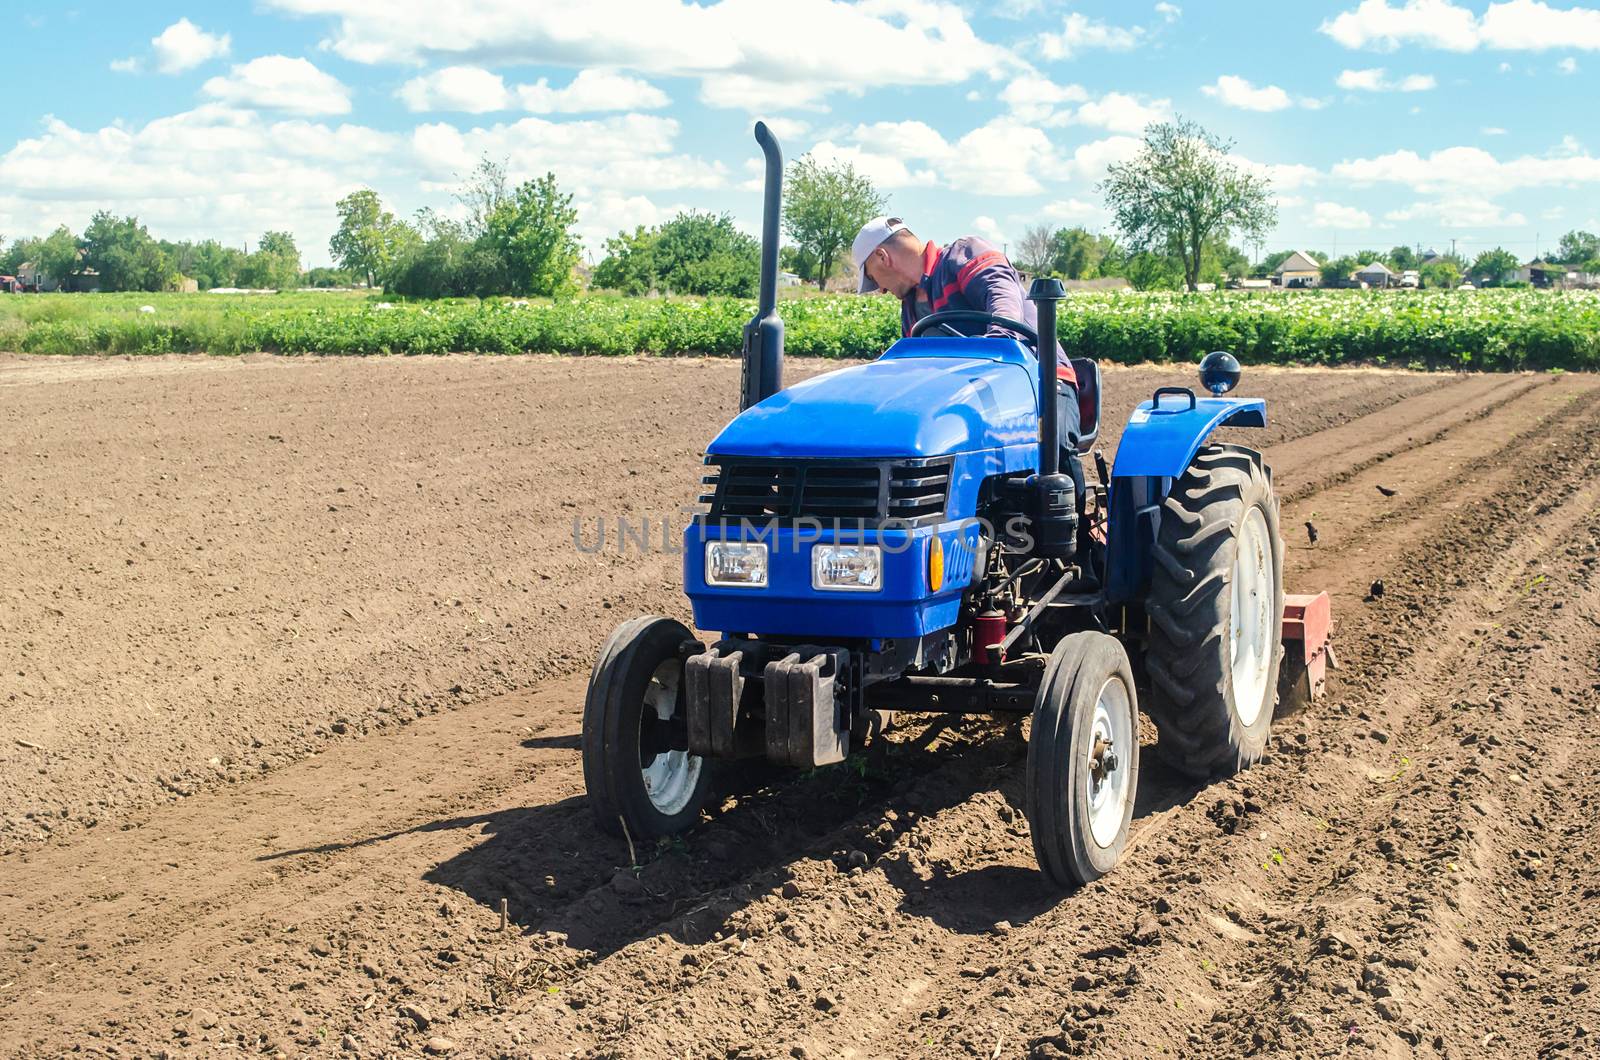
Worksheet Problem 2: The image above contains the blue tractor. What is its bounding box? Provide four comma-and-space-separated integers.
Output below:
582, 124, 1329, 887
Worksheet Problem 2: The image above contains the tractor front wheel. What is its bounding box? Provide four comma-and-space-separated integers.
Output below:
1144, 444, 1284, 779
582, 616, 713, 841
1025, 632, 1140, 888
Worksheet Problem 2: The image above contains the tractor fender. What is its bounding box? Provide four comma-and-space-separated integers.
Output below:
1109, 395, 1266, 479
1105, 394, 1266, 603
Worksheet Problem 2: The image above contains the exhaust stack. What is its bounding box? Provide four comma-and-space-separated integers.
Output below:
741, 121, 785, 411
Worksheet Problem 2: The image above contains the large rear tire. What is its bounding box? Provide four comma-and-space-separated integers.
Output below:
582, 616, 714, 840
1026, 632, 1140, 888
1144, 444, 1284, 780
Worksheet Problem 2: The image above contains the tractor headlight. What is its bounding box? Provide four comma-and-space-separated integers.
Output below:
812, 544, 882, 592
705, 541, 768, 587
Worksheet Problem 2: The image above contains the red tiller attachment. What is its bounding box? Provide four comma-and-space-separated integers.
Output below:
1279, 591, 1336, 713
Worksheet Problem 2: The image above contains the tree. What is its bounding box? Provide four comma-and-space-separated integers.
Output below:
386, 211, 483, 299
186, 240, 247, 290
37, 226, 82, 286
1420, 261, 1461, 289
238, 230, 302, 289
1471, 247, 1520, 287
1048, 227, 1103, 280
1388, 245, 1420, 272
783, 155, 887, 290
482, 172, 580, 296
457, 157, 509, 237
1320, 255, 1358, 286
330, 189, 411, 287
1100, 116, 1276, 292
1556, 230, 1599, 266
652, 212, 760, 296
2, 236, 42, 276
593, 225, 660, 295
778, 244, 822, 285
81, 212, 175, 292
1013, 224, 1056, 276
1120, 249, 1184, 290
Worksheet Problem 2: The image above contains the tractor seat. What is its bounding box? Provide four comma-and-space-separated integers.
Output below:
1070, 357, 1101, 453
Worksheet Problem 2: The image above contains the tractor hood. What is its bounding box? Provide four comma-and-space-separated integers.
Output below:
707, 337, 1040, 459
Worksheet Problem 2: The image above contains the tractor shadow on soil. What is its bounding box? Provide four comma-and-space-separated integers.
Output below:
399, 719, 1211, 962
876, 752, 1208, 935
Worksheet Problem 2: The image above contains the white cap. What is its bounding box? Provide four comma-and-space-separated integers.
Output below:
852, 216, 909, 293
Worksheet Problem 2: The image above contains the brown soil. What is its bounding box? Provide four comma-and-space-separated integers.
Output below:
2, 353, 1595, 1058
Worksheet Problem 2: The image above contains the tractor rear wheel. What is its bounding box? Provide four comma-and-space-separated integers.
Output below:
1144, 444, 1284, 779
582, 616, 713, 841
1025, 632, 1140, 888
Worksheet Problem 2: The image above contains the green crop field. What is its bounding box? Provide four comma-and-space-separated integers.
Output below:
2, 288, 1597, 371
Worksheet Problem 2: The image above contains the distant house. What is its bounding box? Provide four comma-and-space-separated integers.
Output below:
1228, 278, 1273, 290
777, 271, 802, 288
0, 275, 20, 293
1355, 261, 1396, 288
1273, 250, 1322, 288
1420, 250, 1449, 268
16, 262, 56, 292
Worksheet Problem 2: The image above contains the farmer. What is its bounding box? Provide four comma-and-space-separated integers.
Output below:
852, 216, 1084, 491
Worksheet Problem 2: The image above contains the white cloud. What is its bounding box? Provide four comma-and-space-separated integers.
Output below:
110, 57, 142, 74
1041, 197, 1103, 223
1321, 0, 1481, 50
1321, 0, 1600, 51
1385, 198, 1529, 226
1311, 201, 1373, 228
399, 67, 670, 115
1074, 92, 1170, 133
1062, 135, 1144, 180
972, 215, 1007, 244
1335, 143, 1600, 192
1202, 75, 1293, 111
1337, 67, 1437, 90
999, 75, 1088, 123
1235, 156, 1322, 190
1558, 56, 1579, 72
759, 117, 812, 143
203, 56, 353, 116
519, 70, 670, 114
1155, 2, 1183, 21
998, 76, 1166, 133
0, 105, 398, 258
573, 191, 689, 256
411, 114, 726, 194
840, 118, 1059, 196
263, 0, 1018, 109
152, 18, 232, 73
815, 118, 1130, 197
399, 66, 512, 113
1039, 12, 1144, 58
1482, 125, 1508, 134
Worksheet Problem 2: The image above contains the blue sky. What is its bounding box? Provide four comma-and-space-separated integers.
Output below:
1, 0, 1597, 268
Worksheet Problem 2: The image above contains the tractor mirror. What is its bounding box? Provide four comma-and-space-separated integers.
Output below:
1199, 351, 1241, 396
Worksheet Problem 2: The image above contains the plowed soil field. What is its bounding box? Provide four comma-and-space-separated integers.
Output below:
3, 353, 1597, 1058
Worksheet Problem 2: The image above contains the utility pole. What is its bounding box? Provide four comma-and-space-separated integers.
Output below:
1450, 237, 1456, 260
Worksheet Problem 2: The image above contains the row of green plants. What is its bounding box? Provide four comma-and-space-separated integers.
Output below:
3, 289, 1598, 371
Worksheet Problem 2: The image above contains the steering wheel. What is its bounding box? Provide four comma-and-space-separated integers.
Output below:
909, 309, 1038, 347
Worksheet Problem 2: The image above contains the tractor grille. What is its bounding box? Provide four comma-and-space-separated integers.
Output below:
699, 457, 952, 526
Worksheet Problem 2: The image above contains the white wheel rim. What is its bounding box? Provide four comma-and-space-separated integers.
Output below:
639, 661, 701, 816
1085, 676, 1134, 849
1230, 505, 1275, 728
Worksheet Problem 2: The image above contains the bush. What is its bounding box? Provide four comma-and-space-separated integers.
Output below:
3, 289, 1597, 371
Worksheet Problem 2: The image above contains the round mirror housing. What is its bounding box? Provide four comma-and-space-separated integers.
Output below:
1199, 351, 1241, 396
